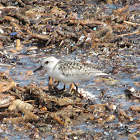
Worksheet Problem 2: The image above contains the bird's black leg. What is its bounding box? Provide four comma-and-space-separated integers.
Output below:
54, 81, 60, 89
74, 83, 78, 93
62, 84, 66, 90
69, 83, 79, 95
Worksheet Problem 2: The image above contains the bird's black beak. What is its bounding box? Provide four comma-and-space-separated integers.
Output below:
33, 65, 43, 73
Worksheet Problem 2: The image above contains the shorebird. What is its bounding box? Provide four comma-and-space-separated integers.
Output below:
34, 56, 108, 91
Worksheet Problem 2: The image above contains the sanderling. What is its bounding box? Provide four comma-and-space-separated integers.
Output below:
34, 56, 108, 90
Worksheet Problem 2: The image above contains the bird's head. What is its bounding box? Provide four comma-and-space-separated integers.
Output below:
33, 56, 59, 73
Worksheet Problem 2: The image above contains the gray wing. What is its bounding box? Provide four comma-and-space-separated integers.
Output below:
57, 60, 94, 77
58, 60, 107, 77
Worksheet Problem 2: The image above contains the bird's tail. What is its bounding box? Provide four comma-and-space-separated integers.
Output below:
90, 69, 108, 76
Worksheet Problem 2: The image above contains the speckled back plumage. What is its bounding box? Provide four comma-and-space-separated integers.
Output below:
58, 60, 87, 76
58, 59, 103, 77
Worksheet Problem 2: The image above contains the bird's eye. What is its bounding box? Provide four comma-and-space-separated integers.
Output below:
45, 61, 49, 64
